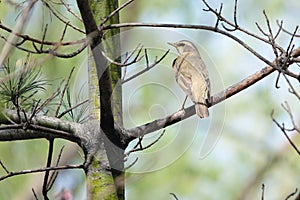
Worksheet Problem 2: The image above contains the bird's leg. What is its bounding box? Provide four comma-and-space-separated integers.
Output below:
181, 95, 188, 110
207, 91, 212, 106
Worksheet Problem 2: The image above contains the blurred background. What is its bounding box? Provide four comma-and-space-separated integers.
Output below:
0, 0, 299, 199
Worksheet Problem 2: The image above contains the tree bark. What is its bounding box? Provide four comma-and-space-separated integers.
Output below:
77, 0, 123, 199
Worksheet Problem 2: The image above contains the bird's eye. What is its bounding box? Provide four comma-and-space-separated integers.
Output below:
177, 43, 185, 46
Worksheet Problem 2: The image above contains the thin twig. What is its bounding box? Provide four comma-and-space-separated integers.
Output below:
0, 160, 10, 174
55, 67, 75, 117
283, 73, 300, 100
221, 0, 238, 31
59, 21, 69, 43
100, 0, 134, 27
276, 20, 300, 37
48, 146, 66, 190
29, 99, 41, 122
285, 188, 298, 200
286, 26, 299, 55
0, 0, 38, 66
124, 157, 138, 170
0, 33, 88, 58
47, 169, 59, 192
101, 45, 144, 67
201, 0, 283, 52
105, 22, 275, 67
122, 44, 143, 65
273, 20, 283, 40
35, 85, 61, 115
32, 188, 39, 200
212, 3, 223, 29
261, 184, 265, 200
0, 23, 86, 46
122, 49, 170, 84
60, 0, 82, 21
271, 110, 300, 156
124, 43, 300, 142
125, 130, 165, 159
57, 98, 90, 119
170, 193, 179, 200
39, 24, 48, 52
40, 0, 84, 33
281, 101, 300, 133
0, 164, 83, 181
42, 139, 55, 198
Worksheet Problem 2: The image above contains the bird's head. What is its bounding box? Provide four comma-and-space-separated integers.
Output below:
168, 40, 199, 55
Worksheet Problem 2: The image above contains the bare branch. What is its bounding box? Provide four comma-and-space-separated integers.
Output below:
46, 42, 88, 58
101, 44, 144, 67
281, 101, 300, 133
286, 26, 299, 55
261, 184, 265, 200
283, 73, 300, 100
276, 20, 300, 38
0, 0, 38, 66
262, 10, 281, 59
285, 188, 298, 200
55, 67, 75, 117
170, 193, 179, 200
212, 3, 223, 29
0, 31, 88, 58
0, 164, 83, 181
125, 55, 295, 142
35, 86, 61, 115
271, 109, 300, 156
42, 139, 54, 198
39, 24, 48, 53
122, 49, 170, 84
124, 157, 138, 170
201, 0, 282, 50
0, 160, 10, 174
124, 129, 165, 160
47, 146, 65, 191
60, 0, 82, 22
122, 43, 143, 65
233, 0, 238, 27
32, 188, 38, 200
0, 22, 86, 46
274, 20, 283, 39
0, 109, 83, 144
40, 0, 84, 33
57, 99, 90, 119
100, 0, 135, 27
104, 22, 275, 67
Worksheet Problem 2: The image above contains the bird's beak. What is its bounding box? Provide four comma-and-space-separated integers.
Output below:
167, 42, 176, 47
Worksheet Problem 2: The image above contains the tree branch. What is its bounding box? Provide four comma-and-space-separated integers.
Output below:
0, 0, 38, 66
104, 22, 275, 67
0, 164, 83, 182
125, 64, 275, 142
0, 109, 83, 144
125, 43, 300, 143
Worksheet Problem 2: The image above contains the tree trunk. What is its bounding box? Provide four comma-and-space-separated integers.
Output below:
81, 0, 123, 199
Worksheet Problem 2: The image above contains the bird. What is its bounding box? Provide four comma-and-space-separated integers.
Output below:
168, 40, 211, 118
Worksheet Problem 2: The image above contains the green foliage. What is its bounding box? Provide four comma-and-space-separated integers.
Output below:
0, 58, 47, 111
63, 86, 90, 123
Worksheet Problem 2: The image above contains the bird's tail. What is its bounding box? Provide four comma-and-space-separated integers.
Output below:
195, 103, 209, 118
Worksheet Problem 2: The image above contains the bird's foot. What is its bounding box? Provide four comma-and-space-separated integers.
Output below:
178, 107, 186, 115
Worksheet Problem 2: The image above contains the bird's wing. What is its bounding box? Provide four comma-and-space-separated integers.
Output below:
174, 56, 194, 99
190, 71, 207, 104
177, 71, 193, 98
191, 57, 211, 101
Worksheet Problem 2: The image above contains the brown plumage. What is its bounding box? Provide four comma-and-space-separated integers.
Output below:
168, 40, 211, 118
